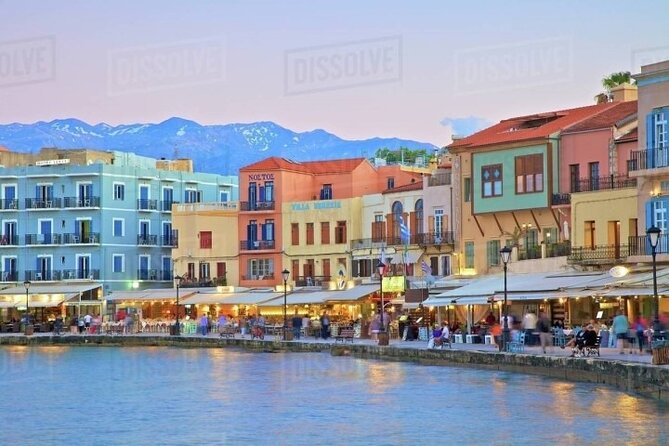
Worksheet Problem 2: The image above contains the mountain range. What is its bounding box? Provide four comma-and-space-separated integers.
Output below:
0, 118, 439, 175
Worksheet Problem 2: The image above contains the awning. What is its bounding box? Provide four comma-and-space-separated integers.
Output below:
390, 251, 422, 265
106, 289, 198, 302
179, 293, 234, 305
0, 300, 17, 309
0, 282, 102, 297
599, 287, 669, 297
26, 296, 67, 308
199, 292, 282, 306
258, 291, 332, 306
326, 285, 379, 302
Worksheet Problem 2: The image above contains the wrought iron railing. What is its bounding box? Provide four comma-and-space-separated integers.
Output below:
63, 197, 100, 208
240, 240, 275, 250
571, 175, 636, 193
628, 234, 669, 256
628, 146, 669, 171
568, 245, 629, 264
295, 276, 331, 287
240, 201, 275, 211
551, 193, 571, 205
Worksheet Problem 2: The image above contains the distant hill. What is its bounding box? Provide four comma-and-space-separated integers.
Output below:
0, 118, 438, 174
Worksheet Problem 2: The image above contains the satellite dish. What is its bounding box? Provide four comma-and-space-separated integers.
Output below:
609, 266, 629, 278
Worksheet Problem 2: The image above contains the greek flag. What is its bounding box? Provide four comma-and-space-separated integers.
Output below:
399, 215, 410, 245
421, 261, 431, 275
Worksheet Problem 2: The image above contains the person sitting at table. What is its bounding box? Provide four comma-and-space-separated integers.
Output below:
430, 324, 443, 348
434, 322, 450, 348
563, 326, 585, 350
570, 324, 597, 357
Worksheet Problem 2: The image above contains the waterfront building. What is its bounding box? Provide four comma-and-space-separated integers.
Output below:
448, 101, 630, 276
0, 148, 238, 296
237, 156, 422, 288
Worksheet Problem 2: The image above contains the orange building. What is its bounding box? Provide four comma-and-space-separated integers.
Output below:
238, 157, 422, 287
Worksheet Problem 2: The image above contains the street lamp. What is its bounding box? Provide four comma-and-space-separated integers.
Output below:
23, 280, 30, 321
377, 260, 386, 334
647, 226, 662, 340
499, 246, 512, 351
282, 269, 290, 340
173, 275, 183, 336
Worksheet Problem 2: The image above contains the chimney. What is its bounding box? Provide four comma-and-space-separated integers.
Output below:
610, 83, 638, 102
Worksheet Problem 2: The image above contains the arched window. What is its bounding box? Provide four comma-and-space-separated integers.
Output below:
392, 201, 403, 239
415, 199, 423, 235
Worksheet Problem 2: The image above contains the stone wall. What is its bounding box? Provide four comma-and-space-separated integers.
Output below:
2, 335, 668, 402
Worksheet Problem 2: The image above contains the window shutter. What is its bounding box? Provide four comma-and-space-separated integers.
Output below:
648, 113, 656, 169
646, 200, 654, 229
428, 216, 435, 233
410, 211, 418, 235
386, 213, 394, 239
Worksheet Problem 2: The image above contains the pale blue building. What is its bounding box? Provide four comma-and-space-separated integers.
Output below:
0, 149, 238, 294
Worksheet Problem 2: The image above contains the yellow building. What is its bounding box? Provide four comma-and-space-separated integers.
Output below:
171, 202, 240, 287
282, 197, 362, 287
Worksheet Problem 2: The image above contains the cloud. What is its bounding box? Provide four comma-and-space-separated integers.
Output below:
440, 116, 492, 142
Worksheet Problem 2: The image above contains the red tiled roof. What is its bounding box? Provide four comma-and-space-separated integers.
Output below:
448, 103, 619, 150
617, 127, 638, 143
382, 181, 423, 194
563, 101, 637, 133
240, 156, 367, 174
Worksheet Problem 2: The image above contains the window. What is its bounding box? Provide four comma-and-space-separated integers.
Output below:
200, 231, 212, 249
248, 258, 273, 279
569, 164, 580, 192
320, 184, 333, 200
306, 223, 314, 245
655, 111, 667, 149
335, 221, 347, 244
199, 262, 210, 280
291, 223, 299, 245
584, 221, 596, 249
113, 219, 124, 237
652, 201, 668, 232
415, 199, 423, 235
481, 164, 503, 197
589, 162, 600, 191
434, 209, 444, 234
262, 219, 274, 241
219, 189, 229, 202
387, 177, 395, 189
113, 183, 125, 200
515, 154, 543, 194
464, 177, 471, 202
216, 262, 227, 279
322, 258, 331, 278
263, 181, 274, 202
187, 262, 195, 279
487, 240, 501, 267
112, 254, 124, 273
321, 222, 330, 244
185, 189, 201, 203
464, 241, 475, 269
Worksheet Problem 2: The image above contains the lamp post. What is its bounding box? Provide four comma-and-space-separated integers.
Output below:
282, 269, 290, 340
23, 280, 31, 321
647, 226, 662, 340
173, 275, 183, 336
499, 246, 512, 351
376, 260, 388, 346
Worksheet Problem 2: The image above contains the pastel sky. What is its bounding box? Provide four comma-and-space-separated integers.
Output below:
1, 0, 668, 145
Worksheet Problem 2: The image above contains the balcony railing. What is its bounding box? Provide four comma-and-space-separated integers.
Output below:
295, 275, 330, 287
0, 271, 19, 281
63, 197, 101, 208
60, 269, 100, 280
242, 274, 275, 281
174, 202, 239, 213
351, 233, 455, 250
629, 147, 669, 171
551, 193, 571, 205
416, 232, 455, 246
0, 199, 18, 210
137, 269, 159, 280
162, 235, 178, 247
25, 270, 62, 281
25, 234, 62, 245
63, 233, 100, 244
160, 270, 173, 281
0, 235, 19, 246
25, 198, 62, 209
568, 245, 629, 264
428, 172, 452, 187
161, 200, 177, 212
571, 175, 636, 193
240, 240, 275, 250
240, 201, 275, 211
138, 234, 158, 246
628, 234, 669, 256
137, 199, 158, 211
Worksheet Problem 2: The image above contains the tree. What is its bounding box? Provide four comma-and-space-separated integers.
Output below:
374, 147, 429, 164
594, 71, 635, 103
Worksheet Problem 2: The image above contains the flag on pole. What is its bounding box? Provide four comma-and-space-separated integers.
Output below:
421, 260, 432, 275
399, 215, 410, 245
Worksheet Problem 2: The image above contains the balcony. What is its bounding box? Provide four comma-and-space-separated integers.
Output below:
25, 270, 62, 281
551, 193, 571, 206
571, 175, 636, 193
240, 240, 275, 250
568, 245, 629, 265
0, 235, 19, 246
138, 234, 159, 246
428, 172, 452, 187
416, 232, 455, 247
295, 275, 330, 287
60, 269, 100, 280
0, 199, 18, 210
628, 147, 669, 171
137, 269, 159, 280
628, 234, 669, 256
25, 198, 62, 209
161, 200, 177, 212
174, 201, 239, 213
162, 235, 178, 247
242, 274, 275, 281
0, 271, 19, 281
63, 233, 100, 244
240, 201, 275, 211
25, 234, 62, 245
63, 197, 101, 208
137, 199, 158, 211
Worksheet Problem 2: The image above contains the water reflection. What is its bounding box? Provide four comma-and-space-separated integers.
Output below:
1, 347, 668, 446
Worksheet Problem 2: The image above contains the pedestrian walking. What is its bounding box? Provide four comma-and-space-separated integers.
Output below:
612, 311, 630, 354
634, 315, 647, 354
291, 310, 302, 340
320, 311, 330, 339
537, 311, 552, 354
199, 313, 209, 336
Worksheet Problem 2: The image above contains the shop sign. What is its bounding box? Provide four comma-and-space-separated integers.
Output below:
382, 276, 405, 293
248, 173, 275, 181
290, 201, 342, 211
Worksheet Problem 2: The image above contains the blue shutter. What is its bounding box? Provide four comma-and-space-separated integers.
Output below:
647, 113, 656, 168
646, 200, 654, 229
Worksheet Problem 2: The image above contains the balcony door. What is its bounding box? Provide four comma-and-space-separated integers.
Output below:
139, 255, 150, 279
3, 221, 16, 245
76, 219, 92, 242
36, 256, 51, 281
78, 183, 92, 206
76, 254, 91, 279
3, 257, 16, 281
39, 220, 53, 244
608, 221, 621, 259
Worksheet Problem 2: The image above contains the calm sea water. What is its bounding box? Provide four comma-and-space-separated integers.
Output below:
2, 346, 668, 446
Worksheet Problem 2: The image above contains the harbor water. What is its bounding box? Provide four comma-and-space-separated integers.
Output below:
2, 346, 668, 446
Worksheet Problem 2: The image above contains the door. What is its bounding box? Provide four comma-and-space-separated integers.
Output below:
140, 221, 150, 244
163, 187, 173, 210
3, 185, 15, 209
77, 255, 91, 279
78, 183, 92, 206
248, 182, 257, 209
139, 185, 150, 209
3, 257, 16, 281
589, 162, 600, 191
569, 164, 580, 192
162, 222, 172, 245
77, 220, 91, 242
247, 220, 257, 249
608, 221, 621, 259
441, 256, 451, 276
162, 257, 172, 280
139, 255, 150, 280
40, 220, 52, 244
3, 221, 16, 245
37, 257, 51, 280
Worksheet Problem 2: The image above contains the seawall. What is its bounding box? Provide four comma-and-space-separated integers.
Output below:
2, 335, 668, 402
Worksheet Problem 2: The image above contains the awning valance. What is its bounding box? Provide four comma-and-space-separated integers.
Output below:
326, 285, 379, 302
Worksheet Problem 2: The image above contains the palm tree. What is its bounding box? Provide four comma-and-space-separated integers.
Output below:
594, 71, 635, 103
